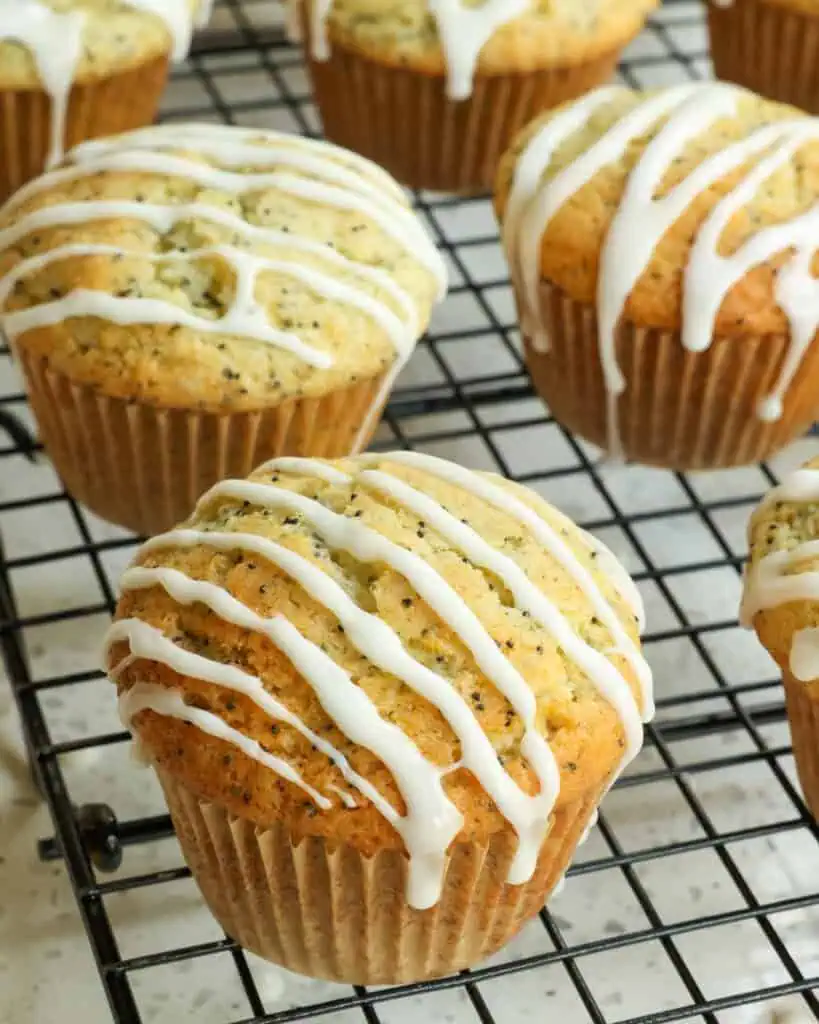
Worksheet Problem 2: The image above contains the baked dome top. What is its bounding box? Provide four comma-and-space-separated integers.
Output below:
497, 84, 819, 341
0, 122, 445, 413
294, 0, 658, 88
106, 452, 651, 908
0, 0, 206, 88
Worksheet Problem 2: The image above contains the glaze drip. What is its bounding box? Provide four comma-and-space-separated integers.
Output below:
0, 0, 206, 169
288, 0, 532, 100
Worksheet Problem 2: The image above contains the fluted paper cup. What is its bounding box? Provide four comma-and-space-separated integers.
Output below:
17, 349, 388, 535
0, 55, 170, 203
708, 0, 819, 114
783, 671, 819, 822
521, 279, 819, 470
157, 765, 605, 984
305, 40, 621, 193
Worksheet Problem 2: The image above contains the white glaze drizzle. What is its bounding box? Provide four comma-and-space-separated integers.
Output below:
327, 784, 357, 809
119, 679, 332, 805
790, 627, 819, 682
506, 83, 819, 456
748, 468, 819, 529
6, 144, 446, 289
0, 199, 419, 332
742, 467, 819, 683
109, 617, 332, 809
512, 84, 700, 352
0, 0, 204, 170
0, 122, 446, 440
0, 241, 409, 365
503, 85, 624, 345
353, 465, 644, 767
427, 0, 531, 101
259, 455, 352, 484
292, 0, 531, 101
191, 476, 562, 885
354, 450, 653, 719
70, 122, 410, 205
683, 122, 819, 422
108, 454, 647, 905
125, 517, 550, 902
112, 566, 463, 908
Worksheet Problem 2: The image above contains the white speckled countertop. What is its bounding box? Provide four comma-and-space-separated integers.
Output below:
2, 2, 819, 1022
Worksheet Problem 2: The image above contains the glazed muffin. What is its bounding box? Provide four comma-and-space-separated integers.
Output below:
0, 0, 210, 201
0, 123, 446, 535
288, 0, 658, 192
105, 451, 652, 983
742, 457, 819, 820
496, 83, 819, 470
708, 0, 819, 115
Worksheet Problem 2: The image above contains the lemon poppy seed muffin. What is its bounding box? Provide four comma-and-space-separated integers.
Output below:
105, 451, 652, 983
0, 0, 209, 201
289, 0, 658, 192
496, 83, 819, 470
708, 0, 819, 115
743, 456, 819, 820
0, 123, 446, 535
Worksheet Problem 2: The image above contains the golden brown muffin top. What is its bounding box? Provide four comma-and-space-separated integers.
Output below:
299, 0, 658, 75
496, 84, 819, 340
743, 456, 819, 679
0, 123, 445, 412
106, 453, 650, 901
0, 0, 205, 89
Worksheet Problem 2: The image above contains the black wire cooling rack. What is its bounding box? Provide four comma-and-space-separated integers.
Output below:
2, 1, 819, 1022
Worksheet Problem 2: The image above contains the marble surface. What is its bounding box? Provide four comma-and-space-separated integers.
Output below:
1, 1, 819, 1022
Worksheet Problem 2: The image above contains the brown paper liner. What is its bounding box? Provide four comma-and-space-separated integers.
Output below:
306, 41, 620, 193
708, 0, 819, 114
157, 765, 604, 984
17, 349, 388, 536
521, 279, 819, 470
0, 55, 170, 203
783, 672, 819, 822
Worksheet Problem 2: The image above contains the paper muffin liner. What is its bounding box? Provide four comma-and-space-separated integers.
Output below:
0, 55, 170, 203
783, 672, 819, 822
17, 349, 388, 536
521, 279, 819, 470
305, 41, 620, 193
708, 0, 819, 114
157, 765, 604, 984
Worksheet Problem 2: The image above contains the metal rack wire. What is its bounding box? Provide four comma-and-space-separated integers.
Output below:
1, 1, 818, 1021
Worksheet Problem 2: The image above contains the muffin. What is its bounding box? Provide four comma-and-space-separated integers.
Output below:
0, 123, 446, 535
708, 0, 819, 115
742, 456, 819, 820
496, 82, 819, 470
290, 0, 658, 192
105, 451, 653, 983
0, 0, 210, 202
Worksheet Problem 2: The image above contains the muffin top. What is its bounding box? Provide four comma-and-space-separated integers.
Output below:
0, 0, 206, 88
0, 123, 446, 416
293, 0, 658, 99
742, 457, 819, 682
106, 452, 651, 908
497, 83, 819, 425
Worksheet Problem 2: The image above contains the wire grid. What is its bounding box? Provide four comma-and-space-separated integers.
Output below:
1, 1, 818, 1022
